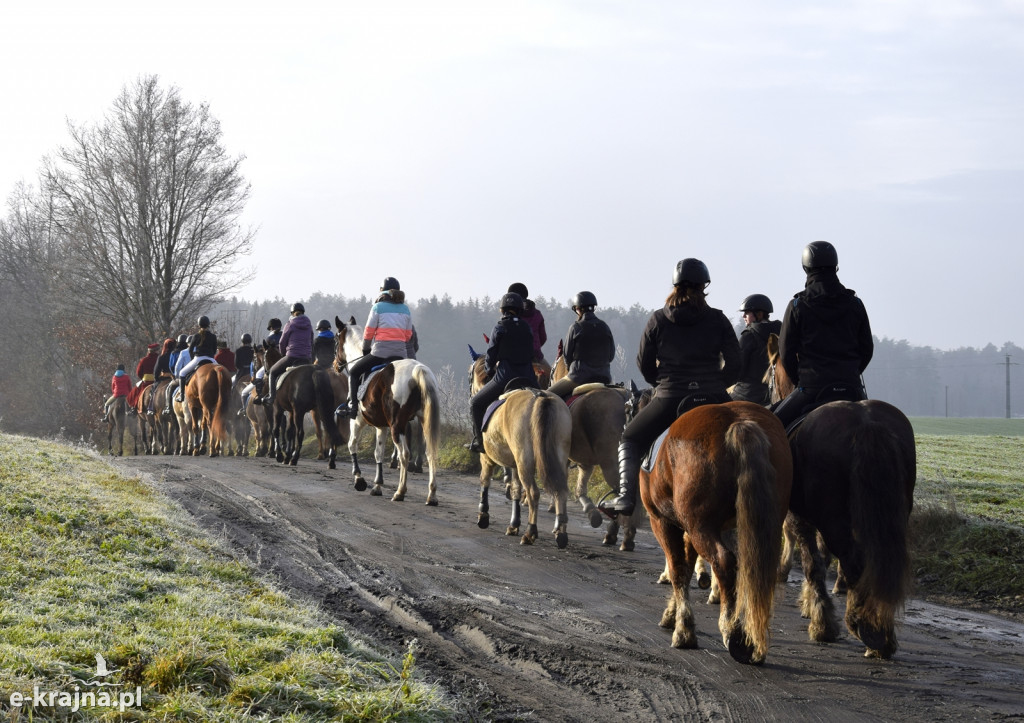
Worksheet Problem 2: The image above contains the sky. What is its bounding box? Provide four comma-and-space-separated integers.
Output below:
2, 1, 1022, 351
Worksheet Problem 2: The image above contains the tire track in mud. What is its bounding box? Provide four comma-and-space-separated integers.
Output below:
115, 455, 1024, 722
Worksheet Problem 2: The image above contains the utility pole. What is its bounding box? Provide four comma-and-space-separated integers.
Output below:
1004, 354, 1019, 419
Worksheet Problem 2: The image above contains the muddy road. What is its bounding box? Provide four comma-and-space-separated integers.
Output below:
111, 454, 1024, 722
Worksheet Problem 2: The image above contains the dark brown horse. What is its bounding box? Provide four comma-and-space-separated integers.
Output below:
767, 333, 917, 659
139, 379, 176, 454
643, 401, 792, 665
184, 362, 234, 457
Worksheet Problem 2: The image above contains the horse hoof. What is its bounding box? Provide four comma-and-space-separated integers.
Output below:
556, 532, 568, 549
426, 499, 438, 507
328, 460, 336, 470
727, 629, 759, 665
602, 533, 617, 546
697, 572, 712, 590
478, 514, 490, 529
519, 535, 534, 546
506, 526, 519, 537
389, 459, 398, 469
620, 540, 635, 552
290, 458, 298, 466
354, 477, 367, 492
276, 453, 284, 463
588, 509, 603, 528
370, 486, 382, 497
391, 493, 405, 502
411, 464, 423, 473
856, 622, 889, 655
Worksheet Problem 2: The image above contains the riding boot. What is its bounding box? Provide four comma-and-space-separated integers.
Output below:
599, 440, 641, 518
464, 420, 485, 453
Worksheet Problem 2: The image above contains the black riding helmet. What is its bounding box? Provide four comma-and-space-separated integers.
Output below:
500, 292, 525, 313
508, 282, 528, 298
291, 302, 305, 314
316, 319, 331, 331
176, 334, 188, 346
381, 277, 400, 291
267, 318, 282, 331
198, 315, 210, 328
672, 258, 710, 287
740, 294, 774, 314
802, 240, 838, 273
573, 290, 598, 310
241, 333, 253, 344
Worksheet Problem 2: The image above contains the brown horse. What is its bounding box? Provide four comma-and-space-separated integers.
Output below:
767, 333, 917, 659
184, 362, 234, 457
341, 319, 441, 504
548, 355, 639, 549
139, 379, 177, 454
643, 401, 792, 665
269, 358, 348, 468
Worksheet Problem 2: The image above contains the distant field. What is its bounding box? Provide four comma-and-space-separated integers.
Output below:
909, 417, 1024, 436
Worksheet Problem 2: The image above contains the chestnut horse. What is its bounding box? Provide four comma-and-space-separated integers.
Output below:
340, 318, 441, 504
184, 362, 233, 457
767, 333, 916, 659
549, 355, 639, 550
473, 377, 573, 548
643, 401, 792, 665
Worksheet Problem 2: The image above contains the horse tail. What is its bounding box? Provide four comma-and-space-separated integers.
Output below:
533, 393, 570, 494
850, 419, 913, 635
727, 418, 783, 661
212, 368, 232, 450
413, 364, 441, 468
312, 368, 342, 446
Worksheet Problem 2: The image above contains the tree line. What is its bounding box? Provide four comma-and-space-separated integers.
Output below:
2, 76, 1019, 439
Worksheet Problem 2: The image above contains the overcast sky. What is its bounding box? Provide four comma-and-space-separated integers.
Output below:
2, 1, 1022, 351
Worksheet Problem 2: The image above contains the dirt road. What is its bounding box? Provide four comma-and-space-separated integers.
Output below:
111, 454, 1024, 722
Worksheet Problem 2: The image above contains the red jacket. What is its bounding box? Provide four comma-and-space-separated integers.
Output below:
111, 373, 132, 397
136, 351, 159, 382
214, 348, 236, 372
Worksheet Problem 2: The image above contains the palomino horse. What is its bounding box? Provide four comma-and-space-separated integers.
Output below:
549, 355, 639, 549
643, 401, 792, 665
469, 356, 573, 547
340, 318, 441, 504
184, 362, 234, 457
767, 334, 916, 659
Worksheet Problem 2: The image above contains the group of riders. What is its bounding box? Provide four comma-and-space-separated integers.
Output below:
102, 240, 872, 516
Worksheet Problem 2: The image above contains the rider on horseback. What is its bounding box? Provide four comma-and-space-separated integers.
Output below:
162, 335, 189, 415
548, 290, 616, 400
508, 282, 547, 367
465, 291, 539, 453
345, 277, 415, 418
101, 363, 131, 422
600, 258, 740, 518
772, 241, 873, 428
262, 303, 313, 406
175, 316, 218, 402
234, 333, 255, 382
312, 319, 336, 368
730, 294, 782, 405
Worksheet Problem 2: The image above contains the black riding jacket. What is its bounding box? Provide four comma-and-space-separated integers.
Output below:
638, 302, 740, 398
562, 311, 615, 384
485, 313, 535, 385
234, 345, 255, 376
779, 270, 873, 389
736, 319, 782, 387
190, 329, 218, 359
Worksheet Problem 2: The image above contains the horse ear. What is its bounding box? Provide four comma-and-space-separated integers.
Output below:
630, 380, 638, 393
335, 315, 344, 330
348, 315, 357, 325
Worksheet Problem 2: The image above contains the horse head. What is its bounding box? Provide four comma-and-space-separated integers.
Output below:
333, 316, 350, 373
624, 380, 652, 422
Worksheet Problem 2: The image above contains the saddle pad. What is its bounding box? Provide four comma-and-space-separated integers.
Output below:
357, 367, 386, 402
641, 428, 671, 473
481, 398, 507, 432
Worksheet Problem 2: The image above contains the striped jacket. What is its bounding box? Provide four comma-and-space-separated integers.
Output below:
362, 289, 415, 359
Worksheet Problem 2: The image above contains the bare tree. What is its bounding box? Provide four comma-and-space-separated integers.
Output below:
43, 75, 255, 348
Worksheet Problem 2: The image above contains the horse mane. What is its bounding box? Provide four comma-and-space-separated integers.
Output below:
764, 333, 795, 403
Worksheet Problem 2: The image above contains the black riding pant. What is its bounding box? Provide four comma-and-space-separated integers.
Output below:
773, 385, 867, 428
469, 376, 539, 437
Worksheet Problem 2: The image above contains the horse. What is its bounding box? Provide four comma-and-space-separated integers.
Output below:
548, 355, 639, 550
340, 317, 441, 504
104, 396, 129, 456
643, 401, 792, 665
139, 379, 176, 454
473, 381, 573, 548
183, 362, 234, 457
244, 343, 279, 457
767, 333, 916, 659
264, 321, 350, 468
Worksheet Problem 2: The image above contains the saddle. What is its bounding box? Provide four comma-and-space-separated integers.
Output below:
784, 383, 865, 435
357, 363, 391, 402
482, 385, 544, 431
641, 391, 732, 471
565, 382, 628, 408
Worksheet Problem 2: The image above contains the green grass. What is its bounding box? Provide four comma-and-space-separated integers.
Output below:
0, 434, 460, 722
909, 416, 1024, 436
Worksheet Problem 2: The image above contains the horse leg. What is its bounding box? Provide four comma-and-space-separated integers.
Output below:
692, 530, 748, 662
290, 413, 304, 465
370, 428, 386, 497
575, 465, 603, 529
391, 429, 410, 502
502, 466, 513, 500
778, 513, 798, 584
349, 419, 367, 491
791, 513, 840, 643
478, 458, 496, 529
649, 515, 698, 649
506, 469, 523, 538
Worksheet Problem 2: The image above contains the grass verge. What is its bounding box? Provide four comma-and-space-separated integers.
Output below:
0, 434, 459, 721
